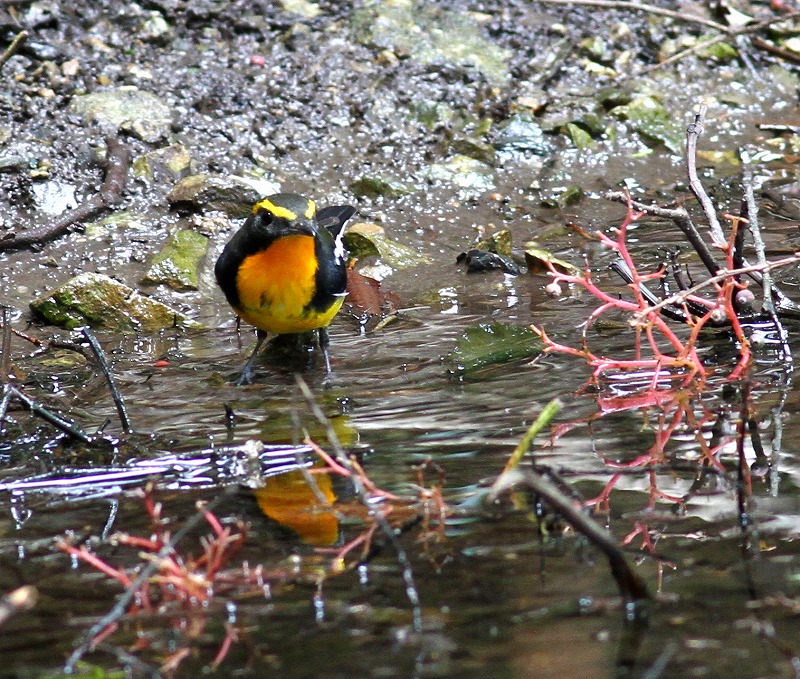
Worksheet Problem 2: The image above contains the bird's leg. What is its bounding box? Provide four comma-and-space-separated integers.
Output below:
318, 327, 332, 374
236, 329, 268, 385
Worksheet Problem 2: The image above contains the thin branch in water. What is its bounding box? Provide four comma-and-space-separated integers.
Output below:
0, 306, 11, 382
81, 327, 133, 434
295, 376, 423, 634
605, 192, 722, 276
7, 385, 94, 444
743, 186, 792, 365
488, 467, 650, 606
633, 254, 800, 321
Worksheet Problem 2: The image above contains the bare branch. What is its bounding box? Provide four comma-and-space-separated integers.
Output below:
686, 105, 727, 246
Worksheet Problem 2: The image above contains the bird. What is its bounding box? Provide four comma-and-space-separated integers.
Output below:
215, 192, 355, 384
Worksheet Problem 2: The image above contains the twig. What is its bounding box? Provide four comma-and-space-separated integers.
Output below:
81, 327, 133, 434
634, 254, 800, 320
0, 307, 11, 382
752, 35, 800, 65
0, 30, 28, 72
488, 468, 650, 605
65, 487, 238, 672
502, 398, 562, 474
5, 384, 94, 444
295, 376, 423, 634
743, 185, 792, 364
628, 11, 800, 78
605, 192, 721, 276
0, 136, 130, 251
536, 0, 729, 33
686, 105, 726, 247
93, 643, 162, 679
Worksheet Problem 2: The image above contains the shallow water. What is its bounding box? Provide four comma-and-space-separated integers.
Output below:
2, 208, 800, 678
1, 1, 800, 676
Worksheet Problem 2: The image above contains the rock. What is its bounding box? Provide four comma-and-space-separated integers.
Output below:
167, 174, 281, 217
138, 10, 173, 43
539, 184, 585, 209
31, 181, 77, 215
419, 155, 495, 199
564, 122, 595, 150
609, 95, 684, 154
142, 229, 209, 291
493, 114, 551, 159
343, 222, 432, 269
30, 272, 196, 331
451, 136, 496, 165
69, 86, 173, 143
132, 144, 192, 183
279, 0, 321, 19
524, 244, 579, 275
349, 175, 412, 200
475, 228, 512, 257
456, 249, 521, 275
351, 0, 510, 85
83, 211, 149, 240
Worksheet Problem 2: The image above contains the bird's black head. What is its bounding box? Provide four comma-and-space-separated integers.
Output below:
249, 193, 317, 237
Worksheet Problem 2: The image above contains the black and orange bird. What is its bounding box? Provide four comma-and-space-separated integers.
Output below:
215, 193, 355, 384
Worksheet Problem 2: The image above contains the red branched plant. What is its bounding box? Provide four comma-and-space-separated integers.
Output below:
531, 197, 753, 387
57, 489, 247, 613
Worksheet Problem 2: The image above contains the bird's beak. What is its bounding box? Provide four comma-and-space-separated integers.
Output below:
294, 218, 317, 237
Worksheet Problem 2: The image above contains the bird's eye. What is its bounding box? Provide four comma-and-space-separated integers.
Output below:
257, 209, 273, 225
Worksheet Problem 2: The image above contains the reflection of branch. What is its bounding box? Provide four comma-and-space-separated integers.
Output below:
489, 468, 649, 605
295, 376, 423, 633
0, 136, 130, 251
65, 487, 238, 672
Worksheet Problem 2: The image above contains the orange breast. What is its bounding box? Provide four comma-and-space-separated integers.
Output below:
235, 234, 321, 333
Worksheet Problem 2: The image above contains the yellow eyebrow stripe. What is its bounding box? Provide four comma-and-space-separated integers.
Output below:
251, 198, 317, 220
252, 199, 297, 220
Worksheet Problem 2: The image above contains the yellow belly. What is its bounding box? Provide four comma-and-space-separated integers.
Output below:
235, 234, 342, 333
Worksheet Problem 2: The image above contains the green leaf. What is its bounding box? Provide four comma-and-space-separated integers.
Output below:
446, 323, 543, 375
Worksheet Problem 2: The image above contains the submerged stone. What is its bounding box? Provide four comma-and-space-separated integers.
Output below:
69, 86, 173, 143
420, 155, 495, 199
30, 272, 195, 331
493, 114, 551, 159
476, 229, 513, 257
610, 95, 684, 154
142, 229, 209, 291
280, 0, 321, 19
349, 175, 412, 200
351, 0, 510, 84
